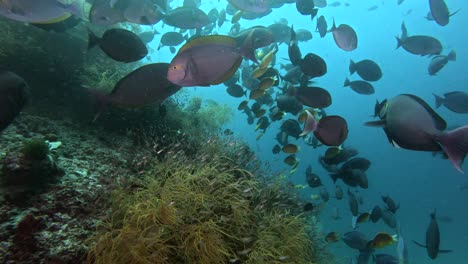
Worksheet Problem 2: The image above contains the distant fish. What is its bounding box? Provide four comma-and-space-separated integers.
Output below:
296, 0, 316, 15
300, 53, 327, 78
344, 78, 375, 95
88, 28, 148, 63
428, 50, 456, 75
316, 16, 328, 38
0, 71, 28, 132
381, 209, 397, 229
370, 205, 382, 223
382, 195, 400, 214
296, 29, 313, 42
398, 0, 405, 5
167, 35, 243, 87
329, 1, 341, 7
368, 5, 378, 11
163, 7, 210, 29
306, 165, 323, 188
331, 19, 358, 51
396, 35, 442, 56
433, 91, 468, 113
228, 0, 270, 13
158, 32, 187, 51
413, 210, 452, 259
313, 0, 328, 8
368, 232, 398, 249
325, 231, 340, 243
342, 231, 369, 250
366, 94, 468, 173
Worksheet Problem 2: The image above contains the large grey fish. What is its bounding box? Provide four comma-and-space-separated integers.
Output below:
429, 0, 459, 26
90, 63, 181, 120
413, 210, 452, 259
163, 7, 210, 29
88, 28, 148, 63
366, 94, 468, 172
331, 19, 358, 51
167, 35, 243, 87
349, 59, 382, 82
0, 71, 28, 131
0, 0, 85, 23
428, 50, 456, 75
433, 91, 468, 113
396, 36, 442, 56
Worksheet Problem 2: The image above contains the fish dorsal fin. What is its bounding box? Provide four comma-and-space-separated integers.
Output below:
177, 35, 237, 55
403, 94, 447, 131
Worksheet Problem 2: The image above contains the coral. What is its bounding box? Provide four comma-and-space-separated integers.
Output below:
21, 139, 49, 161
87, 140, 330, 264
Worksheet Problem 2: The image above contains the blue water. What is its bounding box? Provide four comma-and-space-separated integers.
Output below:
153, 1, 466, 263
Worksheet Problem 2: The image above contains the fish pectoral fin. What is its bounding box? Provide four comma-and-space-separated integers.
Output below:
412, 240, 427, 248
364, 120, 385, 127
439, 249, 453, 254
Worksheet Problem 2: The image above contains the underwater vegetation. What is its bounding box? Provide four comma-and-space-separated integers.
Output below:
87, 140, 330, 264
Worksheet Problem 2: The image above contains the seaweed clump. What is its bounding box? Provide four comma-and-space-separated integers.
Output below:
21, 139, 49, 160
87, 141, 330, 264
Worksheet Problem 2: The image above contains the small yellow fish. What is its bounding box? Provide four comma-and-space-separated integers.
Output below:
258, 76, 277, 90
289, 161, 299, 174
324, 232, 340, 243
282, 144, 299, 154
259, 46, 277, 69
311, 194, 320, 201
252, 66, 270, 78
250, 89, 265, 100
369, 232, 398, 249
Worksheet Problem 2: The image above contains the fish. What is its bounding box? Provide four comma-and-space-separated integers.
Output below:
320, 187, 330, 201
306, 166, 323, 188
344, 78, 375, 95
296, 0, 315, 15
277, 95, 303, 115
381, 209, 397, 229
320, 147, 358, 166
428, 50, 456, 75
316, 16, 327, 38
296, 29, 313, 42
281, 119, 303, 139
0, 71, 29, 132
400, 21, 408, 40
218, 8, 226, 27
0, 0, 85, 23
158, 32, 187, 51
163, 7, 210, 29
396, 36, 442, 56
167, 35, 243, 87
349, 59, 382, 82
234, 26, 275, 63
397, 226, 409, 264
272, 144, 281, 154
374, 254, 399, 264
325, 232, 340, 243
238, 100, 248, 110
365, 94, 468, 172
303, 202, 314, 211
370, 205, 382, 223
335, 185, 343, 200
223, 129, 234, 136
284, 154, 298, 166
300, 53, 327, 78
329, 1, 341, 7
231, 10, 243, 24
88, 28, 147, 63
368, 5, 378, 11
433, 91, 468, 113
293, 86, 332, 109
249, 89, 266, 100
382, 195, 399, 214
413, 210, 452, 259
119, 0, 164, 25
429, 0, 459, 26
398, 0, 405, 5
90, 63, 181, 121
138, 29, 158, 43
282, 144, 299, 154
301, 110, 349, 146
348, 189, 359, 216
369, 232, 398, 249
331, 19, 358, 51
288, 26, 302, 66
258, 77, 277, 90
352, 212, 370, 228
343, 231, 369, 250
228, 0, 270, 13
226, 84, 246, 98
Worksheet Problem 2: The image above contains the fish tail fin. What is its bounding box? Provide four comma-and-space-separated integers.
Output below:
437, 126, 468, 173
447, 50, 456, 61
343, 78, 350, 87
88, 89, 110, 122
395, 36, 403, 49
433, 93, 444, 108
87, 28, 100, 50
349, 60, 356, 74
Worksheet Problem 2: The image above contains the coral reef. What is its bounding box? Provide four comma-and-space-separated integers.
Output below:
87, 139, 331, 264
